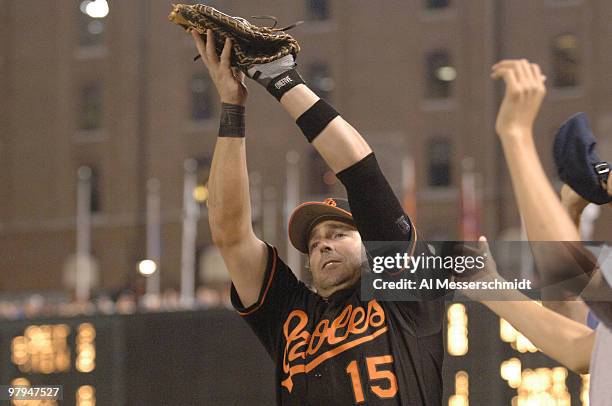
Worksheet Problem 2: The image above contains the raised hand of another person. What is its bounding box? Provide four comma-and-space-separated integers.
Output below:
491, 59, 547, 139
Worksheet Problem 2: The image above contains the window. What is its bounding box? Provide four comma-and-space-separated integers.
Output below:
79, 83, 102, 130
425, 0, 450, 9
89, 167, 101, 213
427, 138, 452, 187
308, 150, 335, 196
307, 63, 335, 100
78, 1, 106, 46
552, 34, 580, 88
307, 0, 330, 21
425, 51, 455, 99
190, 74, 213, 121
78, 166, 101, 213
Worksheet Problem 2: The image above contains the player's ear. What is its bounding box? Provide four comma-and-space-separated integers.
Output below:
302, 258, 317, 293
304, 258, 312, 274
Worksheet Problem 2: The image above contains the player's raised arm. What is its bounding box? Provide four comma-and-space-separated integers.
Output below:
193, 30, 267, 308
279, 83, 373, 174
246, 53, 415, 250
246, 57, 372, 174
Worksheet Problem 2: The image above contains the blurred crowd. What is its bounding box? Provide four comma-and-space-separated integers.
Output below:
0, 284, 232, 322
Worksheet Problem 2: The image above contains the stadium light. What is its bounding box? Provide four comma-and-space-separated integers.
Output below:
193, 185, 209, 204
80, 0, 109, 19
138, 260, 158, 277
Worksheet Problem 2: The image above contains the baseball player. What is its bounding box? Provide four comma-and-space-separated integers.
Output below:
193, 29, 446, 405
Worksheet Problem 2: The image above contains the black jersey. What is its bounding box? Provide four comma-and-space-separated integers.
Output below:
231, 153, 445, 404
231, 243, 445, 405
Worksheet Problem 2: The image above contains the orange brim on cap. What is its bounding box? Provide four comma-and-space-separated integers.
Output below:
288, 198, 354, 254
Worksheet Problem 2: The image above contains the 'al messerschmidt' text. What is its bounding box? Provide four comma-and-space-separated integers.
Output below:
373, 278, 532, 291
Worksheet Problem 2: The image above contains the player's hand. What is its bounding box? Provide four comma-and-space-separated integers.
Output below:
491, 59, 546, 139
452, 236, 503, 302
560, 184, 590, 226
192, 29, 248, 106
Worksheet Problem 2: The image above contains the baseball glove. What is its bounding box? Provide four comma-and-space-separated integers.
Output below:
168, 3, 301, 68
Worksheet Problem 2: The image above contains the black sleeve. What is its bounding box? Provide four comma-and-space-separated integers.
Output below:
337, 153, 449, 305
230, 243, 311, 360
336, 153, 414, 245
336, 152, 416, 276
385, 297, 446, 337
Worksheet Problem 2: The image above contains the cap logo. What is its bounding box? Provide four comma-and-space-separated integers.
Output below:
323, 198, 337, 207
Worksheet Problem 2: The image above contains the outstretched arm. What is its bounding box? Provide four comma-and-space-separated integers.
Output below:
280, 85, 372, 173
246, 56, 413, 248
194, 30, 266, 308
280, 82, 417, 247
484, 297, 594, 374
460, 239, 594, 374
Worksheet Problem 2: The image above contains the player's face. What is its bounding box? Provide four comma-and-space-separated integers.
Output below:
307, 220, 364, 298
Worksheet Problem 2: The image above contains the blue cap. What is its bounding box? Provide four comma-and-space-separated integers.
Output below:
587, 311, 600, 330
553, 112, 611, 205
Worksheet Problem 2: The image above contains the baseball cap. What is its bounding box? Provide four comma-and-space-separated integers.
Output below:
553, 112, 611, 205
288, 198, 355, 254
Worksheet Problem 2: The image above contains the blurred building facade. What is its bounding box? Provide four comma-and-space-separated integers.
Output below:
2, 0, 612, 293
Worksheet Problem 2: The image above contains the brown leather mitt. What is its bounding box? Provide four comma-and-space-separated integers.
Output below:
168, 3, 301, 69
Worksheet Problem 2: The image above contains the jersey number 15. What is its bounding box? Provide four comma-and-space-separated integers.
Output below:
346, 355, 398, 403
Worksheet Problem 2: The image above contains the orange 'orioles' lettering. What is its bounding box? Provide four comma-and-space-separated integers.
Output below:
281, 300, 387, 392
